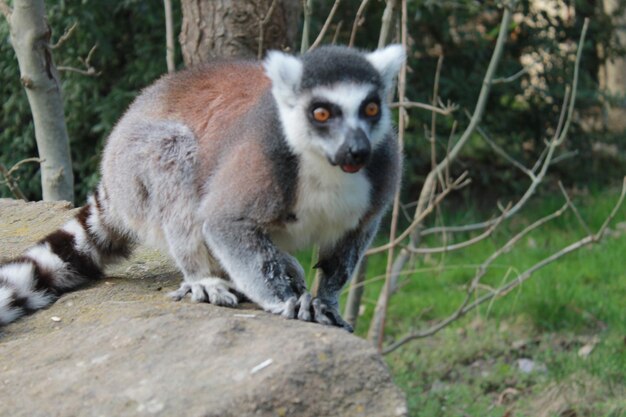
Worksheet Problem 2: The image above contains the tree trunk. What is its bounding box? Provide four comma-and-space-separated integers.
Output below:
6, 0, 74, 202
600, 0, 626, 132
179, 0, 301, 66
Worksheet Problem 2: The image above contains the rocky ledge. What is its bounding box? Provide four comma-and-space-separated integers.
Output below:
0, 199, 407, 417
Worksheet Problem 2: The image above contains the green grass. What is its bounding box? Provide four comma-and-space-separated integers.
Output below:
306, 186, 626, 417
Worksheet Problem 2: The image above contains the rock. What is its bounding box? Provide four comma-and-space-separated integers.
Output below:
517, 358, 547, 374
0, 199, 407, 417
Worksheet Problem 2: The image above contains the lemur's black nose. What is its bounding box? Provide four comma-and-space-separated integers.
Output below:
336, 128, 371, 173
345, 128, 371, 163
348, 144, 370, 165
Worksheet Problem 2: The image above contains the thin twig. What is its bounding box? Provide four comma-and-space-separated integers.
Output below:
431, 55, 444, 187
594, 177, 626, 241
51, 22, 78, 49
309, 0, 341, 50
558, 181, 593, 236
343, 263, 512, 293
402, 1, 515, 248
367, 172, 470, 255
377, 0, 396, 48
348, 0, 371, 47
164, 0, 175, 72
405, 205, 510, 255
372, 0, 407, 351
555, 18, 589, 146
492, 59, 540, 84
420, 19, 587, 238
0, 164, 27, 201
300, 0, 313, 53
381, 182, 626, 356
331, 20, 343, 45
7, 157, 44, 177
475, 121, 533, 178
0, 0, 11, 19
58, 44, 101, 77
257, 0, 279, 59
390, 100, 458, 116
550, 150, 579, 165
0, 158, 43, 201
467, 202, 569, 297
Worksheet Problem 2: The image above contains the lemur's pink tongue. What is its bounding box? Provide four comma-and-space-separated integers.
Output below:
341, 164, 363, 173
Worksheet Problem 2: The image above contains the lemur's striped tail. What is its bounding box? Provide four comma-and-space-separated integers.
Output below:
0, 185, 133, 326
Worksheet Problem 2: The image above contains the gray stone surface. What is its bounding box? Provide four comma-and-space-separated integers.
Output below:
0, 199, 407, 417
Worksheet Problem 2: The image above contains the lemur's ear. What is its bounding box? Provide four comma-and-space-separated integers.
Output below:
366, 44, 406, 89
264, 50, 303, 104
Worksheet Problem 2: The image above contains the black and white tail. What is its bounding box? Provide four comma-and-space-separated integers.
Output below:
0, 184, 133, 326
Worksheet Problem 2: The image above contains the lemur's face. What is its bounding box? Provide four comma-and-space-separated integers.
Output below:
265, 44, 405, 173
299, 83, 390, 173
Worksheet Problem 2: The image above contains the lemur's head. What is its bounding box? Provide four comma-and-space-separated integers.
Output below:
264, 45, 405, 174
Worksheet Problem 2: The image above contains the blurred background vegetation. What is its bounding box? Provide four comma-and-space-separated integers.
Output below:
1, 0, 624, 204
2, 2, 625, 415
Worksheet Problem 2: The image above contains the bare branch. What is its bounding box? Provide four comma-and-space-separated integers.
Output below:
554, 18, 589, 147
384, 191, 609, 355
331, 20, 343, 45
405, 1, 516, 247
420, 19, 588, 238
0, 158, 44, 201
385, 176, 626, 354
390, 100, 458, 116
258, 0, 279, 59
343, 263, 506, 294
366, 173, 470, 255
474, 121, 534, 178
430, 55, 444, 183
58, 44, 101, 77
348, 0, 371, 47
371, 0, 408, 350
51, 22, 78, 49
7, 157, 44, 176
377, 0, 396, 48
0, 0, 11, 19
550, 150, 579, 165
164, 0, 175, 72
594, 177, 626, 241
404, 205, 510, 255
309, 0, 341, 50
300, 0, 313, 53
558, 182, 592, 236
492, 59, 540, 84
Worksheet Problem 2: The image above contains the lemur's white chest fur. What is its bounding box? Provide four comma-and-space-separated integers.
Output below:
270, 153, 370, 252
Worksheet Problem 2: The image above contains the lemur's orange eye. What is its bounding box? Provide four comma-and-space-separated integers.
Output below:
313, 107, 331, 122
364, 102, 379, 117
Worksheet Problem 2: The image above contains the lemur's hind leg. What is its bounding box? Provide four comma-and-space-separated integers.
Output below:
104, 119, 240, 308
164, 226, 238, 307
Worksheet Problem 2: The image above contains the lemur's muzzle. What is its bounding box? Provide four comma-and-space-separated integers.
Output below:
335, 128, 371, 174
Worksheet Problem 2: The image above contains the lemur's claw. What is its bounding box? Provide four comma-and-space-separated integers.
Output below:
279, 293, 353, 332
311, 298, 353, 332
282, 293, 314, 321
168, 279, 238, 306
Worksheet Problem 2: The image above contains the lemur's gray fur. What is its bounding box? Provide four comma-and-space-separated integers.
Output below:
0, 45, 405, 330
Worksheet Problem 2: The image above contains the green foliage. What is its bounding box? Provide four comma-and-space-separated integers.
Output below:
374, 187, 626, 416
1, 0, 624, 201
0, 0, 181, 203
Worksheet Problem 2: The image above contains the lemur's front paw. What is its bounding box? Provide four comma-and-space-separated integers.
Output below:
279, 293, 312, 321
311, 298, 354, 332
279, 294, 353, 332
168, 278, 238, 307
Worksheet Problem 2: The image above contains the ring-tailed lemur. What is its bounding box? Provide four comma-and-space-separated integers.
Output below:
0, 45, 404, 331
